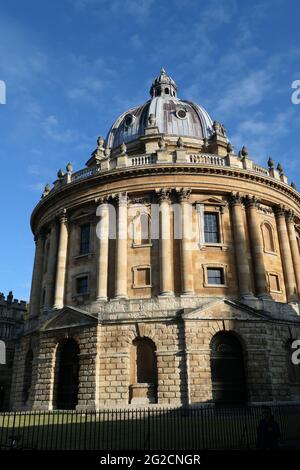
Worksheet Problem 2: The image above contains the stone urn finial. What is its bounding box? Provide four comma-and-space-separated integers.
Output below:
277, 162, 283, 174
57, 168, 65, 179
177, 137, 184, 148
241, 146, 249, 158
267, 157, 274, 169
97, 136, 104, 148
42, 183, 51, 198
120, 142, 127, 155
158, 135, 165, 149
291, 181, 297, 190
66, 162, 73, 173
148, 113, 156, 126
226, 141, 233, 154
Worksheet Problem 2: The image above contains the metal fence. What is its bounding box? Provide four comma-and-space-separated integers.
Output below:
0, 404, 299, 450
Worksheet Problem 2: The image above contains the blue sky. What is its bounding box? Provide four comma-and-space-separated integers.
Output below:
1, 0, 300, 301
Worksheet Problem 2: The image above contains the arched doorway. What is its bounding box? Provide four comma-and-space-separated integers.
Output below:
56, 339, 79, 410
210, 332, 247, 404
129, 337, 157, 404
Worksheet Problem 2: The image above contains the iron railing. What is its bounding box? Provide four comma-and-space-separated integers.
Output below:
0, 404, 299, 450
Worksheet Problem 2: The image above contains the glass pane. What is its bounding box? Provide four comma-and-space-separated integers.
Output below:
80, 224, 90, 254
204, 213, 219, 243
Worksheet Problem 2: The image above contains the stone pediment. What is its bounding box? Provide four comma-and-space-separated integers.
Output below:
195, 196, 226, 205
40, 306, 98, 332
182, 298, 270, 321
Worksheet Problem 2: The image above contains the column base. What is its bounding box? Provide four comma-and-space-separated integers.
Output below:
238, 293, 257, 301
180, 291, 196, 297
53, 304, 63, 310
112, 295, 128, 301
158, 291, 174, 297
96, 296, 108, 302
257, 293, 272, 300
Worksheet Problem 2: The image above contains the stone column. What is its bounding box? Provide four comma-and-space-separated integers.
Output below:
114, 193, 128, 299
157, 189, 174, 296
44, 221, 58, 309
178, 188, 194, 295
96, 198, 109, 301
245, 195, 269, 298
274, 206, 298, 302
229, 192, 253, 298
286, 210, 300, 298
29, 231, 45, 317
53, 210, 68, 309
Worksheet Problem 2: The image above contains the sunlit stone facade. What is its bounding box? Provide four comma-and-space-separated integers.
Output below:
10, 70, 300, 410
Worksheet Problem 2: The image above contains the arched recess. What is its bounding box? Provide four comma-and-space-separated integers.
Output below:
23, 349, 33, 405
285, 339, 300, 399
55, 339, 79, 410
261, 221, 275, 253
210, 331, 247, 404
129, 337, 157, 404
132, 211, 151, 245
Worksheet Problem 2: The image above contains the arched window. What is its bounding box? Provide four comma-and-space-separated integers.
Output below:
129, 337, 157, 404
165, 87, 169, 94
23, 349, 33, 405
55, 339, 79, 410
285, 340, 300, 398
210, 332, 247, 404
262, 222, 275, 252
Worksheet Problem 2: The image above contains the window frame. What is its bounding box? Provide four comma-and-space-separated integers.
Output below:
203, 263, 228, 288
132, 265, 152, 289
79, 223, 91, 256
196, 203, 226, 249
73, 273, 90, 297
261, 221, 277, 254
267, 271, 282, 293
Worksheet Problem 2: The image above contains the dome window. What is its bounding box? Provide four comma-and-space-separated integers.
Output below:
124, 114, 135, 128
176, 108, 187, 119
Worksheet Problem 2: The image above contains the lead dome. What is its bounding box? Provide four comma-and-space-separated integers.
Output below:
106, 69, 215, 150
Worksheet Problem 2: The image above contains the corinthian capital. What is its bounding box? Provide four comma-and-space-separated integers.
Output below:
285, 209, 295, 223
228, 192, 244, 207
244, 194, 260, 209
115, 192, 128, 206
177, 188, 192, 203
58, 208, 67, 223
273, 204, 287, 218
156, 188, 171, 204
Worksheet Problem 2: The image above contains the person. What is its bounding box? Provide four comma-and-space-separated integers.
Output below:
256, 406, 280, 450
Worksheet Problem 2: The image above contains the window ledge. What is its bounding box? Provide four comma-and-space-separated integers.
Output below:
204, 283, 228, 288
72, 292, 90, 298
200, 243, 228, 251
74, 252, 94, 260
132, 284, 152, 289
132, 243, 152, 248
264, 250, 277, 256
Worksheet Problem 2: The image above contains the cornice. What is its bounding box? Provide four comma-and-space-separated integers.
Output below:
31, 163, 300, 233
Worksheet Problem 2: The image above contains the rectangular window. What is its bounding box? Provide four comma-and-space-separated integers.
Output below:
269, 273, 280, 292
133, 266, 151, 288
204, 212, 220, 243
76, 276, 89, 295
80, 224, 91, 255
207, 267, 224, 285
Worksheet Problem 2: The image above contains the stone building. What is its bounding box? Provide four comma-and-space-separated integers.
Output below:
10, 69, 300, 410
0, 292, 26, 410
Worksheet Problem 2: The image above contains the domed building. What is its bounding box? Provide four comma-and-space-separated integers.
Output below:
10, 69, 300, 410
